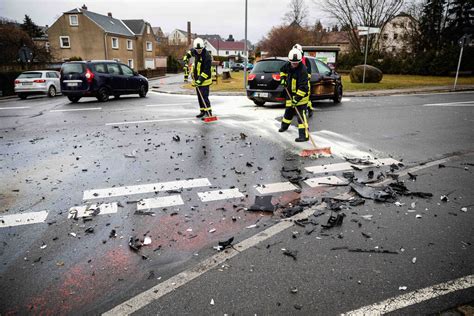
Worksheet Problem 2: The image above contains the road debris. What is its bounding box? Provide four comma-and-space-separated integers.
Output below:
321, 213, 345, 229
143, 236, 152, 245
248, 195, 275, 212
282, 249, 298, 261
210, 298, 215, 306
399, 286, 408, 291
124, 150, 137, 158
440, 195, 449, 202
460, 207, 468, 213
214, 237, 234, 251
412, 257, 417, 264
172, 135, 180, 142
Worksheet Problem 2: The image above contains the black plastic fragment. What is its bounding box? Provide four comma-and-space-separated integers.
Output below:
249, 196, 276, 212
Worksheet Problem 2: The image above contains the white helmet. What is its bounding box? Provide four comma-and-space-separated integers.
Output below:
193, 38, 204, 49
293, 44, 303, 52
288, 48, 302, 62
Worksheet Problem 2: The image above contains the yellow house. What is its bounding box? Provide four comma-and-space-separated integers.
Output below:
47, 5, 156, 70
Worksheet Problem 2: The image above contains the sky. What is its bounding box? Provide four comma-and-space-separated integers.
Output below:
0, 0, 333, 43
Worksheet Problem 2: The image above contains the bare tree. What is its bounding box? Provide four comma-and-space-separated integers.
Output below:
284, 0, 309, 26
313, 0, 404, 53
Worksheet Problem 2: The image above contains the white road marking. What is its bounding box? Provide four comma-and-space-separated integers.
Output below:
83, 178, 211, 200
0, 106, 31, 110
423, 101, 474, 107
391, 91, 474, 97
305, 176, 346, 188
0, 211, 49, 228
305, 158, 400, 174
145, 103, 192, 107
255, 182, 298, 194
137, 195, 184, 210
102, 203, 326, 316
68, 203, 117, 219
50, 107, 102, 112
342, 274, 474, 315
197, 188, 244, 202
105, 117, 196, 126
341, 97, 351, 102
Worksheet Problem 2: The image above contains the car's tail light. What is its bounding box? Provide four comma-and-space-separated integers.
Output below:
272, 74, 281, 81
85, 68, 94, 83
248, 74, 256, 81
14, 80, 20, 84
275, 97, 285, 101
34, 79, 46, 83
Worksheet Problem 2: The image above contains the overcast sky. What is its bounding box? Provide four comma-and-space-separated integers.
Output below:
0, 0, 333, 43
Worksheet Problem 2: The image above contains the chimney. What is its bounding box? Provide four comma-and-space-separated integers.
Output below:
187, 21, 191, 45
108, 12, 113, 17
81, 4, 87, 10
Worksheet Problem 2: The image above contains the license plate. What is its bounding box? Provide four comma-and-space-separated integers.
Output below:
254, 92, 269, 98
67, 83, 79, 87
22, 82, 32, 86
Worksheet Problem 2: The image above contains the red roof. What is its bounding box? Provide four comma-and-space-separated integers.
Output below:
207, 39, 245, 51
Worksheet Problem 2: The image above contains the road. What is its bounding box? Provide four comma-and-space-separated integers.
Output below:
0, 87, 473, 315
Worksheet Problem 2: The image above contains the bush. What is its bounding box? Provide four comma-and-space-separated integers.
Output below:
167, 55, 181, 73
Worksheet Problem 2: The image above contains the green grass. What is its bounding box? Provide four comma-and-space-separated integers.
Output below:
184, 72, 474, 92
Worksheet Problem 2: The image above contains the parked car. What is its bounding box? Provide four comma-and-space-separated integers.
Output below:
60, 60, 149, 103
14, 70, 61, 99
231, 63, 254, 71
246, 57, 343, 106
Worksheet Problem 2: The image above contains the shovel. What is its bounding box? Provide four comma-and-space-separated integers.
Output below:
284, 87, 331, 157
195, 86, 218, 123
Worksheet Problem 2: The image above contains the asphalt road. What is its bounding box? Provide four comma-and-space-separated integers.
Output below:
0, 88, 473, 315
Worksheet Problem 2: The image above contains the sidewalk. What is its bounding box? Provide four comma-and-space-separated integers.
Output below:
150, 73, 474, 97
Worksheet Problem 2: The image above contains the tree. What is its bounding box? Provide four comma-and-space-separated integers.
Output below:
259, 24, 313, 56
0, 23, 33, 64
315, 0, 404, 53
21, 15, 44, 38
284, 0, 309, 26
418, 0, 447, 51
445, 0, 474, 44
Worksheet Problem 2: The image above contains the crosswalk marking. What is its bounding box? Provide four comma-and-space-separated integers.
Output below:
197, 188, 244, 202
137, 195, 184, 210
68, 203, 118, 219
305, 176, 346, 188
0, 106, 31, 110
255, 182, 299, 195
0, 211, 49, 228
305, 158, 400, 174
83, 178, 211, 200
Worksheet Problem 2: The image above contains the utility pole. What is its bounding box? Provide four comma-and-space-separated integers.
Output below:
243, 0, 248, 89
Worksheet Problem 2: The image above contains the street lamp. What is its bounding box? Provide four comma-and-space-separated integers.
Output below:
243, 0, 248, 89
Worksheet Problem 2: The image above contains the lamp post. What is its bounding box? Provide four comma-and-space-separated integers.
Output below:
243, 0, 248, 89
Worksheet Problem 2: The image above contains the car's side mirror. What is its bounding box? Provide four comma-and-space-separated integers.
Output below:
133, 71, 139, 76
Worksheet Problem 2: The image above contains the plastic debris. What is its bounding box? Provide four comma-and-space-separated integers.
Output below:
246, 224, 258, 229
322, 213, 345, 229
209, 228, 216, 233
172, 135, 180, 142
128, 236, 142, 251
143, 236, 152, 245
412, 257, 417, 264
440, 195, 449, 202
69, 232, 77, 238
282, 249, 298, 261
461, 207, 468, 213
416, 214, 422, 219
215, 237, 234, 251
248, 195, 275, 213
361, 215, 373, 221
399, 286, 408, 291
124, 150, 137, 158
210, 299, 215, 306
394, 202, 405, 207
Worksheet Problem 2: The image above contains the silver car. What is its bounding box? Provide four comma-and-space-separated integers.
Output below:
14, 70, 61, 99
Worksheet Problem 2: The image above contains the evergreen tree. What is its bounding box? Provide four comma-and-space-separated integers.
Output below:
21, 14, 44, 38
418, 0, 447, 51
445, 0, 474, 44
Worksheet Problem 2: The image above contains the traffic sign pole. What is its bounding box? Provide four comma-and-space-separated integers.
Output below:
362, 27, 370, 84
454, 44, 464, 91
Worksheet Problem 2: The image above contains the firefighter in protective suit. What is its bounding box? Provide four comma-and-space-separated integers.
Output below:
183, 38, 213, 118
279, 48, 310, 142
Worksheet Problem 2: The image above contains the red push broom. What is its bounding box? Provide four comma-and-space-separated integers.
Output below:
195, 86, 218, 123
284, 87, 331, 157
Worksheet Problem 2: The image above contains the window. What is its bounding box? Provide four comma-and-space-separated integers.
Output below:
107, 63, 121, 75
93, 63, 107, 73
45, 42, 50, 52
226, 51, 229, 55
60, 36, 70, 48
127, 59, 134, 69
121, 64, 134, 76
47, 72, 59, 78
393, 33, 398, 40
383, 33, 389, 40
112, 37, 119, 49
146, 41, 153, 51
61, 63, 84, 74
69, 15, 78, 26
127, 40, 133, 50
315, 59, 332, 76
18, 72, 43, 79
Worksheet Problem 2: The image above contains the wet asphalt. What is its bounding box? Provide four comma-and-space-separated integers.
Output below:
0, 87, 473, 315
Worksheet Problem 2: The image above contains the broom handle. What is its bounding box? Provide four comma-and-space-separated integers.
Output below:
284, 87, 318, 149
193, 73, 212, 116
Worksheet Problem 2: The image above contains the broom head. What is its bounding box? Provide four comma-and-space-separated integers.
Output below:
299, 147, 332, 157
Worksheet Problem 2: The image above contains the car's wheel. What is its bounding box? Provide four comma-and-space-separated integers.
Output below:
47, 86, 56, 97
67, 96, 81, 103
138, 85, 147, 98
18, 93, 27, 100
97, 87, 109, 102
253, 100, 265, 107
333, 84, 343, 104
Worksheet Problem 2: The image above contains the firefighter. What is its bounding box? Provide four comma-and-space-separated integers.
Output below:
279, 48, 310, 142
292, 43, 314, 117
183, 38, 213, 118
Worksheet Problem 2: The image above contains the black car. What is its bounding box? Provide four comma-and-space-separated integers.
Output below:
246, 57, 343, 106
60, 61, 149, 103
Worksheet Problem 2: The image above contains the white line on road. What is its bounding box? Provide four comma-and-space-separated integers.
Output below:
50, 107, 102, 112
341, 97, 351, 102
391, 91, 474, 97
83, 178, 211, 200
305, 158, 400, 174
105, 117, 196, 126
342, 275, 474, 316
305, 176, 347, 188
0, 211, 49, 228
68, 203, 118, 219
197, 188, 244, 202
0, 106, 31, 110
145, 103, 192, 107
255, 182, 298, 195
423, 101, 474, 107
137, 195, 184, 210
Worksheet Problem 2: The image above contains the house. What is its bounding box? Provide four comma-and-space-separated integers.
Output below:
378, 13, 417, 54
168, 29, 196, 45
204, 39, 246, 61
198, 34, 222, 42
320, 32, 351, 55
152, 26, 167, 44
47, 5, 156, 70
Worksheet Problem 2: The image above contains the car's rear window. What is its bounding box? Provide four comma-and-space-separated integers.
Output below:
62, 63, 85, 75
18, 72, 43, 79
252, 60, 286, 73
